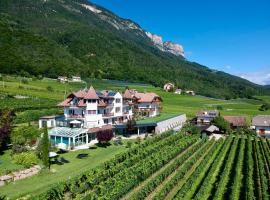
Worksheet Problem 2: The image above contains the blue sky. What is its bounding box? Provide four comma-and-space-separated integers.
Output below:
91, 0, 270, 85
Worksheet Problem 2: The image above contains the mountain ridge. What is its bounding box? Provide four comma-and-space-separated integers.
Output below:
0, 0, 269, 99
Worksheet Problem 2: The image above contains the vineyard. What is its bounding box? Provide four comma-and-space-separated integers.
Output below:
31, 132, 270, 200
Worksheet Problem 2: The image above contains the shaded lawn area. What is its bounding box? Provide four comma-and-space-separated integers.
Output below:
0, 144, 127, 199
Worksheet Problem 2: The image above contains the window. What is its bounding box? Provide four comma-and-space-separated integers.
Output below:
116, 98, 121, 103
69, 110, 74, 115
115, 107, 121, 113
88, 99, 96, 103
87, 110, 96, 115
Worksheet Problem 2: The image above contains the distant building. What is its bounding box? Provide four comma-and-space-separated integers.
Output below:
71, 76, 82, 82
252, 115, 270, 138
224, 116, 246, 128
57, 76, 68, 83
163, 83, 175, 92
201, 125, 220, 136
196, 110, 219, 124
174, 89, 182, 94
185, 90, 195, 96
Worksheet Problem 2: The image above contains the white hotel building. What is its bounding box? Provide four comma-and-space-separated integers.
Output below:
39, 86, 162, 147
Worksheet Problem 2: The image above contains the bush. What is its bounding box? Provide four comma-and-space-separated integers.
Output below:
13, 152, 39, 167
259, 103, 270, 111
126, 141, 132, 148
21, 78, 29, 84
216, 105, 223, 110
46, 86, 54, 92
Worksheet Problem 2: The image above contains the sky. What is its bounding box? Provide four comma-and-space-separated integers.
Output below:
91, 0, 270, 85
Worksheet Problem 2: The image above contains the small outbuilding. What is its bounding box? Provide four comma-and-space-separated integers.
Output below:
163, 83, 175, 92
174, 89, 182, 94
185, 90, 195, 96
252, 115, 270, 138
39, 116, 57, 129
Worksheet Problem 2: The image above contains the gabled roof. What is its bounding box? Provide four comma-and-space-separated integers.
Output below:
196, 110, 219, 117
58, 98, 72, 107
224, 116, 246, 127
135, 92, 161, 103
84, 86, 99, 99
252, 115, 270, 126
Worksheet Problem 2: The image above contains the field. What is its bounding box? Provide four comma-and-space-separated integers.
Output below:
18, 132, 270, 200
1, 75, 270, 124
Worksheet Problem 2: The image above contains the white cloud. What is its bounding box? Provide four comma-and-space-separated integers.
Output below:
238, 70, 270, 85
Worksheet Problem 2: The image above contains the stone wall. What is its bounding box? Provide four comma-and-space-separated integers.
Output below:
0, 165, 41, 186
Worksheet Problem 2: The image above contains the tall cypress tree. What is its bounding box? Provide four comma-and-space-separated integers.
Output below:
41, 126, 49, 168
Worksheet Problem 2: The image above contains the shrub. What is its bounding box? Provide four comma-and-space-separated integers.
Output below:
21, 78, 29, 84
97, 129, 114, 143
126, 141, 132, 148
259, 103, 270, 111
13, 152, 39, 167
216, 105, 223, 110
46, 86, 54, 92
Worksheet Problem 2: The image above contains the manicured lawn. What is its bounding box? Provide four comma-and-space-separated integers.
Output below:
0, 143, 128, 199
137, 113, 180, 124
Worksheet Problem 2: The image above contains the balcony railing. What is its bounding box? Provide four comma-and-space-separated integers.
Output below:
66, 114, 84, 119
102, 113, 114, 117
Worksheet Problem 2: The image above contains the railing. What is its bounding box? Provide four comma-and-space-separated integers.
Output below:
102, 113, 114, 117
66, 115, 84, 119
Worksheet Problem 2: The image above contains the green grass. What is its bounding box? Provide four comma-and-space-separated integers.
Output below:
137, 113, 180, 124
0, 149, 25, 176
1, 75, 270, 123
0, 143, 128, 199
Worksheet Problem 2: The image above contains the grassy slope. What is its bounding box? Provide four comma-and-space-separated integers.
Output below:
1, 76, 270, 122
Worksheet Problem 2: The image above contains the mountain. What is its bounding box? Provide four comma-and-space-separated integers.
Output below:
0, 0, 269, 99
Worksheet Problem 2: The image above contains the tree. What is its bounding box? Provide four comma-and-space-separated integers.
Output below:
97, 129, 114, 143
211, 116, 231, 134
39, 126, 50, 168
126, 118, 137, 135
11, 125, 40, 154
182, 123, 200, 135
0, 109, 15, 150
259, 103, 270, 111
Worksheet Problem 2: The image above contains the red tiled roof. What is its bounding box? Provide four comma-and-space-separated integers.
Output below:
74, 90, 86, 98
58, 98, 72, 107
98, 100, 107, 107
135, 92, 161, 103
77, 99, 86, 107
224, 116, 246, 127
84, 86, 99, 99
88, 124, 113, 133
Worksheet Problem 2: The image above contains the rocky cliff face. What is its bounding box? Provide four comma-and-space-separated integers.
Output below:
164, 41, 184, 57
78, 3, 184, 57
145, 32, 184, 57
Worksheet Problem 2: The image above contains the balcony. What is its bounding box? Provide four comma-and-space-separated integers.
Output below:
66, 114, 84, 119
102, 113, 114, 117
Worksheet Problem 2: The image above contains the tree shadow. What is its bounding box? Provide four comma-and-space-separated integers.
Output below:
89, 146, 97, 150
76, 153, 89, 159
96, 142, 111, 148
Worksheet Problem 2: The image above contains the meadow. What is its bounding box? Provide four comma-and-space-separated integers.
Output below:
1, 75, 270, 124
